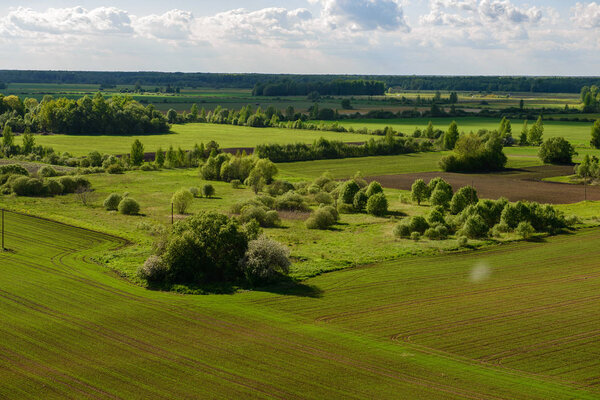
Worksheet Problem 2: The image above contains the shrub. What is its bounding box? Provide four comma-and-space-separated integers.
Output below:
104, 193, 123, 211
409, 216, 429, 234
320, 205, 339, 222
58, 176, 77, 193
172, 189, 194, 214
314, 191, 333, 205
118, 198, 140, 215
161, 212, 250, 284
435, 224, 449, 239
275, 192, 310, 212
240, 205, 268, 225
410, 232, 421, 241
137, 255, 168, 282
411, 179, 430, 205
337, 202, 355, 214
265, 180, 295, 196
491, 222, 511, 237
0, 164, 28, 176
366, 193, 388, 216
393, 223, 411, 238
353, 191, 368, 211
106, 164, 124, 174
231, 179, 242, 189
38, 165, 58, 177
427, 209, 445, 226
44, 179, 63, 196
439, 132, 507, 172
461, 215, 489, 238
202, 184, 215, 198
424, 228, 440, 240
538, 137, 577, 164
11, 177, 44, 196
306, 207, 337, 230
242, 236, 291, 283
515, 221, 535, 239
264, 210, 281, 227
340, 180, 360, 204
457, 236, 468, 247
365, 181, 383, 197
189, 187, 199, 197
256, 195, 276, 209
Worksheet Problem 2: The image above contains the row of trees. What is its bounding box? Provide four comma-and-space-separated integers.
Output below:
0, 93, 170, 134
252, 79, 386, 96
581, 86, 600, 112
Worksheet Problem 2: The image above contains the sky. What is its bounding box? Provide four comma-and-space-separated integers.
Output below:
0, 1, 599, 75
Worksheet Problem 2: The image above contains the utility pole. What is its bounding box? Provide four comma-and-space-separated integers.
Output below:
2, 209, 5, 251
171, 203, 174, 225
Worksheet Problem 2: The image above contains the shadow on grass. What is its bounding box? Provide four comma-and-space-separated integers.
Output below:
250, 276, 323, 298
388, 210, 408, 218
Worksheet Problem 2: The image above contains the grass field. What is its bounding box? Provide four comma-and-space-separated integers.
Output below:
1, 211, 599, 398
18, 124, 370, 156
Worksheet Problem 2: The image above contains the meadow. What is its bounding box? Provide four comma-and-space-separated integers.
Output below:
1, 210, 599, 399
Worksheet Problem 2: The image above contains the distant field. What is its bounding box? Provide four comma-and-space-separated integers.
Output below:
316, 117, 596, 146
2, 211, 599, 399
19, 124, 370, 156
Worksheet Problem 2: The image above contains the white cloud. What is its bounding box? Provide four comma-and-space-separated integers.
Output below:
572, 2, 600, 28
132, 9, 194, 41
314, 0, 409, 31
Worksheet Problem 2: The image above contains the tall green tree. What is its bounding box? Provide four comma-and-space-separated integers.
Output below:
519, 120, 529, 145
443, 121, 460, 150
22, 127, 35, 154
130, 139, 145, 166
155, 147, 165, 167
2, 125, 14, 149
591, 119, 600, 149
528, 116, 544, 146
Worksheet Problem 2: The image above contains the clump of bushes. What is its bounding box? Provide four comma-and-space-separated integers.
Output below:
439, 132, 507, 172
538, 137, 577, 164
38, 165, 59, 177
306, 206, 339, 230
118, 198, 140, 215
103, 193, 123, 211
0, 170, 90, 197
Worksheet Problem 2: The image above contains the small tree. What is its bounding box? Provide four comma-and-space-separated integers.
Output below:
411, 179, 430, 205
243, 236, 291, 284
118, 198, 140, 215
519, 120, 529, 145
130, 139, 145, 166
591, 119, 600, 149
527, 116, 544, 146
155, 148, 165, 167
365, 181, 383, 197
167, 109, 178, 124
340, 180, 360, 204
104, 193, 123, 211
353, 191, 368, 211
172, 189, 194, 214
443, 121, 459, 150
22, 129, 35, 154
538, 137, 576, 164
203, 184, 215, 198
366, 193, 388, 217
515, 221, 535, 239
2, 125, 14, 150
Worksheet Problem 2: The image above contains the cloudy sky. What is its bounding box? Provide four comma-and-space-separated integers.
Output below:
1, 1, 599, 75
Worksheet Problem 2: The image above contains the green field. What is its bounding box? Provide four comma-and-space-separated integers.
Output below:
19, 124, 369, 156
1, 211, 599, 398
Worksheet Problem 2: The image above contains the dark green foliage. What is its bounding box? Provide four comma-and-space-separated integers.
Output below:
500, 201, 568, 233
0, 164, 29, 176
411, 179, 430, 205
130, 139, 145, 166
427, 209, 445, 226
409, 216, 429, 234
11, 176, 44, 196
461, 215, 489, 239
58, 176, 90, 193
440, 132, 507, 172
137, 256, 169, 283
118, 198, 140, 215
430, 179, 453, 208
104, 193, 123, 211
43, 179, 63, 196
353, 191, 368, 211
366, 193, 388, 216
516, 221, 535, 239
306, 207, 338, 230
450, 186, 478, 214
274, 192, 310, 212
242, 236, 291, 284
591, 120, 600, 149
538, 137, 576, 164
340, 180, 360, 204
202, 184, 215, 198
443, 121, 459, 150
265, 180, 294, 197
38, 165, 58, 177
161, 212, 250, 284
365, 181, 383, 197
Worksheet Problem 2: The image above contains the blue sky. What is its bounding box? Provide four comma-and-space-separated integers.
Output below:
0, 1, 599, 75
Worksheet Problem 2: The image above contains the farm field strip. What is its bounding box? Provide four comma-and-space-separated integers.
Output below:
2, 212, 599, 398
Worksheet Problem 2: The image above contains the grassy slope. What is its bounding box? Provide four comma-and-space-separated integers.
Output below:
19, 124, 370, 157
1, 211, 599, 399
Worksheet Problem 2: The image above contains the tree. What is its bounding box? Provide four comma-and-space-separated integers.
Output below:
591, 119, 600, 149
130, 139, 145, 166
519, 99, 524, 110
538, 137, 576, 164
366, 193, 388, 216
340, 180, 360, 204
341, 99, 352, 109
499, 117, 512, 140
22, 128, 35, 154
519, 120, 529, 145
411, 179, 430, 205
2, 125, 14, 149
449, 92, 458, 104
424, 121, 435, 138
242, 236, 291, 284
528, 116, 544, 146
156, 147, 165, 167
167, 109, 178, 124
444, 121, 460, 150
190, 104, 199, 122
202, 184, 215, 198
171, 189, 194, 214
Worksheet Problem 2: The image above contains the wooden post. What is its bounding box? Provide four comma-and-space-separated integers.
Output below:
2, 209, 4, 251
171, 203, 174, 225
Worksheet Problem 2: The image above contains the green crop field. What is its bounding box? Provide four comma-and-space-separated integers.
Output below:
1, 211, 599, 399
18, 124, 370, 156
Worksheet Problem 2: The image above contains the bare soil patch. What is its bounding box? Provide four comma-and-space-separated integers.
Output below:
368, 165, 598, 204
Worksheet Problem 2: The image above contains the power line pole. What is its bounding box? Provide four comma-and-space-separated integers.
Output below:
171, 203, 174, 225
2, 209, 5, 251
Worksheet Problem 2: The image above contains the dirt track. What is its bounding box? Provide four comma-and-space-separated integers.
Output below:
367, 165, 600, 204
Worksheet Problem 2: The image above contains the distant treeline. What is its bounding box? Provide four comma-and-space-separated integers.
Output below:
251, 79, 385, 96
2, 70, 600, 94
255, 136, 430, 163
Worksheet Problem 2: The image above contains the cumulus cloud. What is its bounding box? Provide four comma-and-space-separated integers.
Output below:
315, 0, 409, 31
132, 10, 194, 40
421, 0, 541, 27
572, 2, 600, 28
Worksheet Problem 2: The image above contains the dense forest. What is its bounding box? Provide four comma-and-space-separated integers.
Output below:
1, 70, 600, 94
0, 93, 170, 135
251, 79, 385, 96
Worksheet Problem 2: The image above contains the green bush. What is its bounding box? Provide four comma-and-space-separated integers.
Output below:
411, 179, 430, 205
366, 193, 388, 216
242, 236, 291, 284
118, 198, 140, 215
202, 184, 215, 198
104, 193, 123, 211
58, 176, 77, 193
353, 191, 368, 211
538, 137, 576, 164
457, 236, 468, 247
515, 221, 535, 239
275, 192, 310, 212
106, 163, 124, 174
38, 165, 58, 177
427, 209, 445, 226
409, 216, 429, 234
461, 215, 489, 238
137, 255, 168, 282
240, 205, 268, 224
337, 202, 355, 214
172, 189, 194, 214
340, 180, 360, 204
410, 232, 421, 241
265, 180, 295, 196
0, 164, 28, 176
314, 191, 333, 205
189, 187, 199, 197
231, 179, 242, 189
264, 210, 281, 227
306, 207, 337, 230
393, 223, 411, 238
44, 179, 63, 196
11, 177, 44, 196
365, 181, 383, 197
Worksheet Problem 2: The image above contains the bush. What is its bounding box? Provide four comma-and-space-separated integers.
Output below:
118, 198, 140, 215
409, 216, 429, 234
440, 132, 507, 172
202, 184, 215, 198
106, 163, 124, 174
275, 192, 310, 212
538, 137, 577, 164
240, 205, 268, 225
365, 181, 383, 197
189, 187, 200, 197
161, 212, 250, 284
265, 180, 294, 197
393, 223, 411, 238
314, 191, 333, 205
38, 165, 58, 177
0, 164, 29, 176
242, 236, 291, 284
231, 179, 242, 189
461, 215, 489, 238
58, 176, 77, 193
427, 209, 445, 226
137, 255, 168, 282
353, 191, 368, 211
366, 193, 388, 216
491, 222, 511, 237
457, 236, 468, 247
410, 232, 421, 241
340, 180, 360, 204
337, 202, 355, 214
104, 193, 123, 211
172, 189, 194, 214
411, 179, 430, 205
450, 186, 478, 214
515, 221, 535, 239
306, 207, 337, 229
11, 177, 44, 196
435, 224, 449, 239
424, 228, 440, 240
264, 210, 281, 227
44, 179, 63, 195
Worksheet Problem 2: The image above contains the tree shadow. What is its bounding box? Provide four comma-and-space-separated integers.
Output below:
388, 210, 408, 217
250, 276, 323, 298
